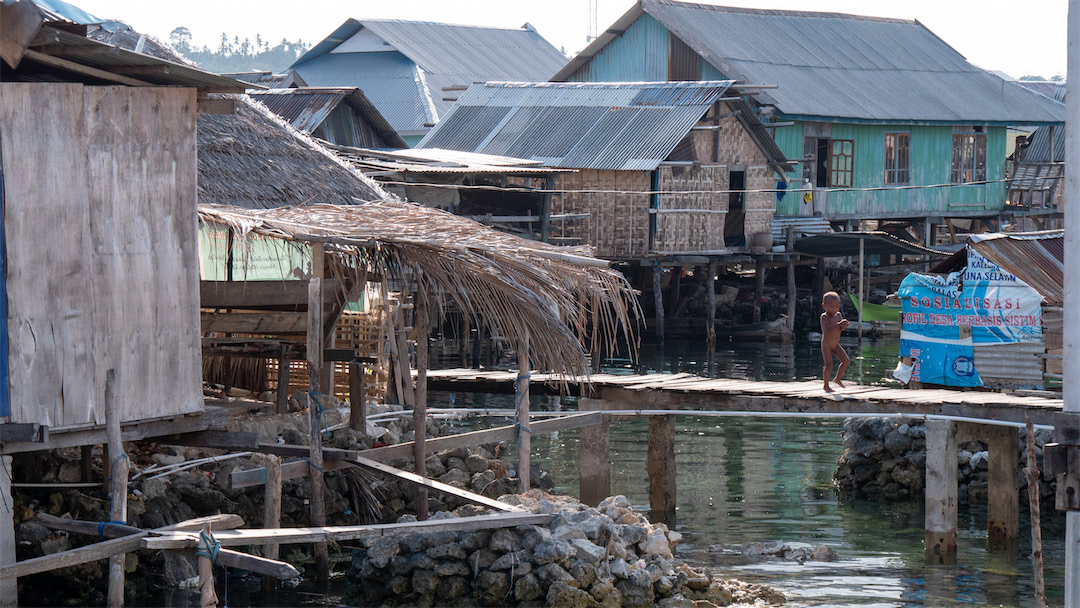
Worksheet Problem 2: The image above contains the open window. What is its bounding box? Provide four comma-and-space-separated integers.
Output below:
803, 137, 854, 188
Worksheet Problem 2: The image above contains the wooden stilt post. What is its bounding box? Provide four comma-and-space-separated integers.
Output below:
786, 255, 797, 335
349, 361, 365, 434
0, 454, 16, 608
261, 454, 282, 592
413, 296, 430, 521
706, 260, 716, 354
753, 258, 765, 324
105, 369, 128, 608
198, 523, 218, 608
647, 413, 676, 518
925, 418, 958, 564
652, 263, 665, 341
516, 332, 531, 493
80, 445, 93, 482
814, 256, 826, 308
276, 347, 290, 415
578, 399, 610, 507
1025, 420, 1046, 606
306, 274, 330, 585
858, 236, 865, 342
987, 426, 1020, 550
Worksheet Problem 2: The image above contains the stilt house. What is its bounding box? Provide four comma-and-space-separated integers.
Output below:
417, 81, 792, 259
289, 18, 568, 146
553, 0, 1066, 245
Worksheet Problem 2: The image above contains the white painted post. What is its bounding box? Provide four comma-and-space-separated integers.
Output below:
1066, 2, 1080, 605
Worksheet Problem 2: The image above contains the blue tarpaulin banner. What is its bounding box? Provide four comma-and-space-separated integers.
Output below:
898, 250, 1042, 387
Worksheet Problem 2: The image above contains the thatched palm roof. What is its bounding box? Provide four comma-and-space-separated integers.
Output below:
198, 96, 388, 208
199, 200, 640, 379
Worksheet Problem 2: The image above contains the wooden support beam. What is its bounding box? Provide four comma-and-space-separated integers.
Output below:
0, 455, 15, 605
517, 334, 531, 493
578, 399, 610, 507
276, 348, 290, 416
306, 274, 329, 584
198, 525, 218, 608
346, 456, 518, 513
786, 256, 796, 335
262, 455, 282, 591
144, 512, 554, 550
200, 312, 307, 335
0, 533, 147, 579
706, 261, 716, 354
647, 414, 677, 516
753, 259, 765, 324
168, 430, 258, 449
987, 427, 1020, 549
0, 423, 46, 443
200, 279, 342, 311
653, 264, 665, 341
227, 412, 604, 489
414, 296, 431, 521
22, 49, 152, 86
105, 370, 128, 608
925, 418, 958, 564
349, 361, 365, 433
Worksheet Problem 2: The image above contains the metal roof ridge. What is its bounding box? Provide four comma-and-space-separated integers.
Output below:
648, 0, 919, 25
358, 18, 540, 32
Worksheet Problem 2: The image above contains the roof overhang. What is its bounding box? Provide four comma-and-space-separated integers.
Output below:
794, 231, 953, 258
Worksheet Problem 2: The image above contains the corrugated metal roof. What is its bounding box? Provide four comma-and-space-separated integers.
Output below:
418, 81, 753, 171
248, 87, 406, 148
556, 0, 1065, 125
327, 145, 570, 175
968, 231, 1064, 304
291, 19, 567, 135
219, 71, 307, 88
30, 0, 96, 24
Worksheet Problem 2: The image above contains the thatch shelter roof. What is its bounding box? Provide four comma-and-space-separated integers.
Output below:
199, 200, 640, 379
198, 96, 389, 208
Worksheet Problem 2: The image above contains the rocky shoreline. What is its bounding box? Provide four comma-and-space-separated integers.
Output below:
834, 416, 1055, 502
10, 399, 791, 606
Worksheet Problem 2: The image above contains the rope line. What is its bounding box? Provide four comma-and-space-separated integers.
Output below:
196, 529, 221, 563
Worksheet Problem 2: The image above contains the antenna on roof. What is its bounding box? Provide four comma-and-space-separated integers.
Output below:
587, 0, 598, 42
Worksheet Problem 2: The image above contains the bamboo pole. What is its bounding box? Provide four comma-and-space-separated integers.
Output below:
706, 261, 716, 354
1026, 420, 1046, 607
261, 454, 282, 592
104, 369, 128, 608
413, 294, 430, 521
306, 275, 329, 584
198, 524, 218, 608
652, 263, 665, 341
516, 332, 531, 493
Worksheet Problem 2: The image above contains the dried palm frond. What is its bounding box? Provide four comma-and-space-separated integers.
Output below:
199, 200, 641, 382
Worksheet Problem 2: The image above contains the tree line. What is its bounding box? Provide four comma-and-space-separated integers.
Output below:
169, 27, 310, 73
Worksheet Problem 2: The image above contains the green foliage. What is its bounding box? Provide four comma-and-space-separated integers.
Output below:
168, 26, 309, 73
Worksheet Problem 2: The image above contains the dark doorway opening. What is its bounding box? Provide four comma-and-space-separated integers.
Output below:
725, 170, 746, 247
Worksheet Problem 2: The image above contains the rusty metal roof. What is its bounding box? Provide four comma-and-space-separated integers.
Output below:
248, 87, 406, 148
968, 231, 1064, 304
416, 80, 791, 171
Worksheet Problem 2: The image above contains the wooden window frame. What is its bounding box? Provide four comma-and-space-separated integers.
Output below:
829, 139, 854, 188
884, 131, 910, 185
951, 127, 987, 184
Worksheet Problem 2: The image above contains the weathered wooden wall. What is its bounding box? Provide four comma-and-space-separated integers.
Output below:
0, 83, 202, 428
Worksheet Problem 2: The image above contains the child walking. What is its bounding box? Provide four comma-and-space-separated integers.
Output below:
820, 291, 850, 392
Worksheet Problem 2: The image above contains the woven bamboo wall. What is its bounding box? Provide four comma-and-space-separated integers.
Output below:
553, 170, 651, 258
655, 164, 724, 252
267, 306, 390, 403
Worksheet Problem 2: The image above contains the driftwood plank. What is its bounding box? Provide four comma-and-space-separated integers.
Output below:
0, 533, 147, 579
347, 456, 518, 512
201, 311, 307, 334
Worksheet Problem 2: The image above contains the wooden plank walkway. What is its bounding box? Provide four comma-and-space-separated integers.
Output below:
425, 369, 1064, 427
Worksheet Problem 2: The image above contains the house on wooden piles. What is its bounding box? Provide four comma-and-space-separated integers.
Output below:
1008, 81, 1066, 229
416, 80, 794, 335
417, 81, 792, 259
289, 18, 568, 146
0, 3, 248, 599
197, 95, 395, 406
326, 146, 572, 240
248, 87, 407, 149
552, 0, 1066, 249
900, 231, 1062, 391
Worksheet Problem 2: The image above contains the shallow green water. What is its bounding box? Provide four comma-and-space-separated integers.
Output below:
428, 334, 1067, 607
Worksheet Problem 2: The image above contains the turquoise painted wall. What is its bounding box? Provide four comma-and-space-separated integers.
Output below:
566, 13, 1009, 218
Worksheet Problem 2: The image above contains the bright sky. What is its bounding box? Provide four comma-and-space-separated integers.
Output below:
71, 0, 1067, 79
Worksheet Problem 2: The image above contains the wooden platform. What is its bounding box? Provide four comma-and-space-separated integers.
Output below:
425, 369, 1064, 427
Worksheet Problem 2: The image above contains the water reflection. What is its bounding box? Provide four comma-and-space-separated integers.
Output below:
429, 335, 1066, 607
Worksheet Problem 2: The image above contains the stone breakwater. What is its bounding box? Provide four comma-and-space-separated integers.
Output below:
346, 491, 786, 607
834, 417, 1055, 502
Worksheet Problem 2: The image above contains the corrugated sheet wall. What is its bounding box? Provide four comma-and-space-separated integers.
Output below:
566, 14, 671, 82
973, 341, 1045, 390
773, 121, 1007, 218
